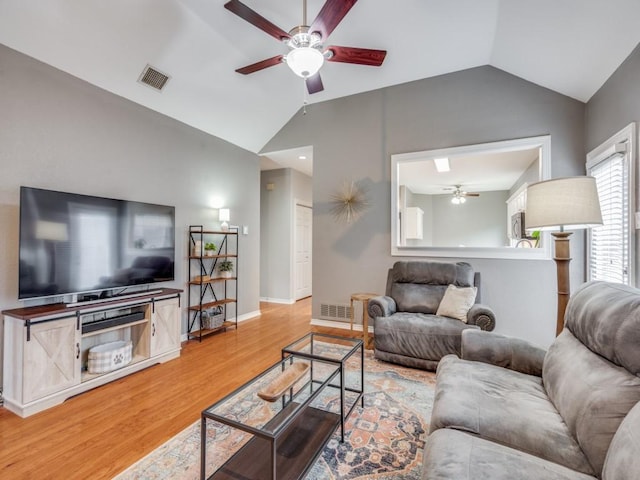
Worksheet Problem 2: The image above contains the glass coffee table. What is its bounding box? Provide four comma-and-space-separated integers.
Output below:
281, 332, 364, 442
200, 334, 363, 480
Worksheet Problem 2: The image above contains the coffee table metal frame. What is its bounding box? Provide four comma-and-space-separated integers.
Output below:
281, 332, 364, 442
200, 353, 343, 480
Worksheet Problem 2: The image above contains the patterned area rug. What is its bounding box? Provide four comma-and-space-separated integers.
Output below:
114, 351, 436, 479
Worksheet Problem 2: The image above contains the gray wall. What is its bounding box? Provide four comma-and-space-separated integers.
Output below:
263, 66, 586, 348
407, 190, 509, 247
586, 43, 640, 152
586, 42, 640, 286
0, 45, 261, 383
431, 191, 509, 247
260, 168, 312, 302
510, 156, 540, 196
292, 169, 313, 207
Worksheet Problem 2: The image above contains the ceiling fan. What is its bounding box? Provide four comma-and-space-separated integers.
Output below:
445, 185, 480, 204
224, 0, 387, 94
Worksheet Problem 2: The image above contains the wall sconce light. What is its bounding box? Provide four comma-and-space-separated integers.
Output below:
219, 208, 230, 231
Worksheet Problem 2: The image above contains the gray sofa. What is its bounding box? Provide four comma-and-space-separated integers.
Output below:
368, 261, 495, 370
423, 280, 640, 479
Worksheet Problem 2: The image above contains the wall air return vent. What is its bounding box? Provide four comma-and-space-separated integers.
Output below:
319, 303, 351, 321
138, 64, 170, 91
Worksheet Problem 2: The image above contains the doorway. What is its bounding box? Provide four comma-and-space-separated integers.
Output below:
294, 203, 312, 300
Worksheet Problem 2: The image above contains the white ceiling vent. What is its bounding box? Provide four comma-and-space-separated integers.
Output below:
138, 64, 170, 91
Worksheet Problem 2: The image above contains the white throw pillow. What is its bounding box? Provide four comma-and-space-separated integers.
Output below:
436, 284, 477, 323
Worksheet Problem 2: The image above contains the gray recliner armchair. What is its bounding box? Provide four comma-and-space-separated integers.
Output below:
368, 261, 495, 370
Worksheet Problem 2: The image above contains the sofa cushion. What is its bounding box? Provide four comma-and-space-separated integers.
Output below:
565, 281, 640, 375
436, 285, 477, 322
374, 313, 479, 362
388, 261, 475, 313
423, 429, 596, 480
602, 401, 640, 480
430, 355, 594, 475
543, 330, 640, 475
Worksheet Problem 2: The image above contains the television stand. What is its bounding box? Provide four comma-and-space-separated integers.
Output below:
2, 287, 182, 417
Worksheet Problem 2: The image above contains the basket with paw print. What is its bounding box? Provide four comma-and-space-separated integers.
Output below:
88, 340, 133, 374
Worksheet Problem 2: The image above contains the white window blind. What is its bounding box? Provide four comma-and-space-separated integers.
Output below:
587, 152, 629, 284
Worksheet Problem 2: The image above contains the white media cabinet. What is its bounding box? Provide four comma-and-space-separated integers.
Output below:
2, 288, 182, 417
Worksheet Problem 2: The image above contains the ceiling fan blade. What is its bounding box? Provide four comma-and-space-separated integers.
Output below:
310, 0, 358, 40
462, 192, 480, 197
224, 0, 290, 41
306, 73, 324, 94
235, 55, 284, 75
326, 46, 387, 66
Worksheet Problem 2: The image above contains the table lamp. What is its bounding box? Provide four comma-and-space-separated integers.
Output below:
219, 208, 230, 231
525, 176, 602, 336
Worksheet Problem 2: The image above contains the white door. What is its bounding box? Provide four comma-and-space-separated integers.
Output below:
295, 204, 312, 300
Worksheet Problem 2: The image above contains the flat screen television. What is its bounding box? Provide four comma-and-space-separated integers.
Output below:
19, 186, 175, 300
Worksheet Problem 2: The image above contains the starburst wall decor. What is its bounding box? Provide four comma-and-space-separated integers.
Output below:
329, 180, 369, 223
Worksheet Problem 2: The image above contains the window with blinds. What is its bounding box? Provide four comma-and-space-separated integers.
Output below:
587, 151, 630, 284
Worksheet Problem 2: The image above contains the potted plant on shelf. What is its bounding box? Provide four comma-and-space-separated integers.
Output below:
204, 242, 216, 257
218, 260, 234, 278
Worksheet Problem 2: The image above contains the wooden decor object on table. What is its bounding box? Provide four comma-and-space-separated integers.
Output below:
257, 362, 309, 402
350, 293, 378, 350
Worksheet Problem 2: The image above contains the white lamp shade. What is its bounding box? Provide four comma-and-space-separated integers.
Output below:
285, 47, 324, 78
219, 208, 230, 222
525, 176, 603, 231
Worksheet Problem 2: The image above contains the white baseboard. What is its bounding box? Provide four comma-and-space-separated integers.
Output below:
180, 310, 262, 342
260, 297, 295, 304
311, 318, 374, 333
238, 310, 261, 322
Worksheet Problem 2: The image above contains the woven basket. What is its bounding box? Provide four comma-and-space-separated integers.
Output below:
201, 312, 224, 330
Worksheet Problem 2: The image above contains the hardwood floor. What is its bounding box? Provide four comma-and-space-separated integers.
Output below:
0, 298, 357, 479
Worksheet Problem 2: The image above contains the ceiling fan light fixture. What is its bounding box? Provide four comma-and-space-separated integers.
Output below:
451, 194, 466, 205
286, 47, 324, 78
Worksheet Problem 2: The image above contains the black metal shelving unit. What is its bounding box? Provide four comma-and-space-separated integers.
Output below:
187, 225, 238, 341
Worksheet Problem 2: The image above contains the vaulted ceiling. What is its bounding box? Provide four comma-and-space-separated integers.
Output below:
1, 0, 639, 156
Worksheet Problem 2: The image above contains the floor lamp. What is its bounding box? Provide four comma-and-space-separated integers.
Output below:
525, 177, 602, 336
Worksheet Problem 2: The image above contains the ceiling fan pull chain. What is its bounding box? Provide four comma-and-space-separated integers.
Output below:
302, 78, 308, 115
